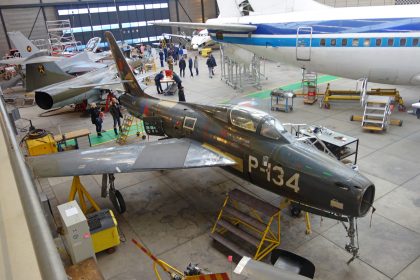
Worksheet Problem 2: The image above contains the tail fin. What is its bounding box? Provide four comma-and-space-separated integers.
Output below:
8, 31, 40, 58
247, 0, 330, 14
105, 31, 150, 98
25, 62, 72, 92
216, 0, 242, 18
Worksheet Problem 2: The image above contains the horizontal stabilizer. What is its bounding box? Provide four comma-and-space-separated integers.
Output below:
28, 138, 235, 178
152, 22, 257, 32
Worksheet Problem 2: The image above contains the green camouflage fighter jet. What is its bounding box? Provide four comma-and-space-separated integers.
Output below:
28, 32, 375, 260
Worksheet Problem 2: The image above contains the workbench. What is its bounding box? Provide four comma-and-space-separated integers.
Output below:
54, 128, 91, 151
299, 126, 359, 164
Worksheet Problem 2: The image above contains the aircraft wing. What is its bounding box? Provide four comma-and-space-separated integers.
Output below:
65, 62, 108, 74
0, 56, 62, 65
27, 138, 235, 178
152, 22, 257, 32
68, 79, 132, 89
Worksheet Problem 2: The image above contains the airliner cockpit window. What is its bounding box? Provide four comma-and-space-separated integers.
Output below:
230, 107, 266, 132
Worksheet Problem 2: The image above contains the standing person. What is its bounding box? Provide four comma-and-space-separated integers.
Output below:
154, 71, 164, 94
172, 72, 183, 90
163, 46, 168, 61
188, 56, 194, 77
167, 56, 174, 71
109, 98, 122, 135
210, 54, 217, 75
194, 56, 199, 76
174, 45, 179, 65
179, 56, 186, 78
172, 72, 185, 101
206, 56, 213, 78
159, 49, 164, 67
89, 103, 102, 137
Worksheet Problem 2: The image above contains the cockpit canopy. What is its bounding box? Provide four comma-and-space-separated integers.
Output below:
229, 106, 292, 142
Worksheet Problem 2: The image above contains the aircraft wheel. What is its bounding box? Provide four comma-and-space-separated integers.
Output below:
142, 134, 146, 140
109, 190, 126, 214
290, 205, 301, 217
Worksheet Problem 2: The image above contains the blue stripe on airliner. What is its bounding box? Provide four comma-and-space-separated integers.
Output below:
217, 36, 420, 48
209, 17, 420, 36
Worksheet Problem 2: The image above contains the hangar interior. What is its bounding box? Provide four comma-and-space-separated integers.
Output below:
0, 0, 419, 280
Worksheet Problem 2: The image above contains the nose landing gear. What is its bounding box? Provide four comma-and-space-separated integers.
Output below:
343, 217, 359, 264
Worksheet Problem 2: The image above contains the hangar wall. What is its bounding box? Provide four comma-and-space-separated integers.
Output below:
0, 0, 405, 57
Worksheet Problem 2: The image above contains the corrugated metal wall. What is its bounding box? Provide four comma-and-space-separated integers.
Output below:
0, 0, 57, 56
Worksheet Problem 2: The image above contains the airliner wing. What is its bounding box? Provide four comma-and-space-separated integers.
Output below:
152, 22, 257, 32
27, 138, 235, 177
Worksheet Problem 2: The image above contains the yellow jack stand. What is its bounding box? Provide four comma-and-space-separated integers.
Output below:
69, 176, 100, 214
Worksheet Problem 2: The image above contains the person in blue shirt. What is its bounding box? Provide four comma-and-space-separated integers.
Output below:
163, 47, 168, 61
188, 56, 194, 77
179, 56, 186, 78
174, 46, 179, 65
159, 49, 164, 67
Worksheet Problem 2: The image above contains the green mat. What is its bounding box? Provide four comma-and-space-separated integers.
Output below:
90, 122, 145, 146
223, 75, 339, 103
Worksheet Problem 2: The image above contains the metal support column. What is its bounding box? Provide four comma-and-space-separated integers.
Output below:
0, 9, 11, 49
175, 0, 180, 32
201, 0, 205, 23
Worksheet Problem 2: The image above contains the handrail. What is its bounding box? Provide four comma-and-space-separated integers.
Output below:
0, 93, 67, 280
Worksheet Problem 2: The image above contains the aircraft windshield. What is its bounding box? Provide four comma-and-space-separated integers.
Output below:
230, 106, 267, 132
260, 118, 287, 140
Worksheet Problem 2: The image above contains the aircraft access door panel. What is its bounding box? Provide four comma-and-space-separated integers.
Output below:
296, 27, 312, 61
143, 116, 165, 136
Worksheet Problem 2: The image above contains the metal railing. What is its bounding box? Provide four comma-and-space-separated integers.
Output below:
0, 92, 67, 280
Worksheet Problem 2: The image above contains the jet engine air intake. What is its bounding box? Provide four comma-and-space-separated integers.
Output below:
360, 184, 375, 216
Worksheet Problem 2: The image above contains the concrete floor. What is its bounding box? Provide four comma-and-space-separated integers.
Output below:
14, 51, 420, 279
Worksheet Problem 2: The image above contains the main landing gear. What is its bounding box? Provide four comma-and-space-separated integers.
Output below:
102, 173, 126, 214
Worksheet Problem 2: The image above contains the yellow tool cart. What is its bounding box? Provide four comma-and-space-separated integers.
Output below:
25, 129, 58, 156
86, 209, 120, 253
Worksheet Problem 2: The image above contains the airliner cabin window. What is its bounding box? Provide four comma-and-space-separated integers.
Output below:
400, 38, 407, 46
331, 39, 336, 46
363, 39, 370, 47
342, 38, 348, 46
320, 39, 326, 46
376, 38, 382, 46
352, 39, 359, 47
388, 38, 394, 46
413, 38, 419, 46
230, 107, 266, 132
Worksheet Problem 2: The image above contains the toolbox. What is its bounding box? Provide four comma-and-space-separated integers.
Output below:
87, 209, 120, 253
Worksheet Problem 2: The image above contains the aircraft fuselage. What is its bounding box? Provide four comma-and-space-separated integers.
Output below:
120, 93, 375, 219
208, 4, 420, 85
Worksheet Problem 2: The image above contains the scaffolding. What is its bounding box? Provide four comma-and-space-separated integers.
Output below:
46, 20, 80, 56
220, 45, 266, 92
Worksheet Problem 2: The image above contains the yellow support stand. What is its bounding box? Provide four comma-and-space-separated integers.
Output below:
69, 176, 100, 214
211, 191, 312, 261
